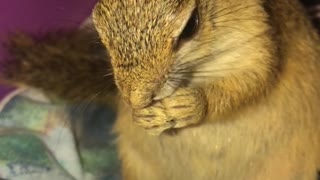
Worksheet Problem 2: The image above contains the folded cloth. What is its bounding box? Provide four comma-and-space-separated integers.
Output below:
0, 88, 120, 180
0, 1, 121, 179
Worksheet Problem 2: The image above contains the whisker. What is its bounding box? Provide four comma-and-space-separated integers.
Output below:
213, 17, 265, 24
213, 24, 256, 35
175, 54, 214, 70
168, 76, 189, 82
175, 65, 252, 76
69, 84, 113, 117
166, 80, 180, 90
103, 72, 114, 77
211, 4, 259, 20
189, 30, 268, 68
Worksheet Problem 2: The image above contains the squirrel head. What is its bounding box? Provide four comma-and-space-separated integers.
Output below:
93, 0, 275, 109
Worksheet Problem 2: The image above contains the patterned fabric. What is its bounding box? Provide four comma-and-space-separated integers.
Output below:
0, 88, 120, 180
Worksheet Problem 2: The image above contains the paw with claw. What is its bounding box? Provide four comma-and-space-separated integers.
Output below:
132, 88, 207, 135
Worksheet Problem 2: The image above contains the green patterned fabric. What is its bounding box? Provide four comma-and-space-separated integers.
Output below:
0, 88, 120, 180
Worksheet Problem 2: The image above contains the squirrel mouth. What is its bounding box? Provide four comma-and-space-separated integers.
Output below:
153, 82, 177, 100
153, 69, 190, 100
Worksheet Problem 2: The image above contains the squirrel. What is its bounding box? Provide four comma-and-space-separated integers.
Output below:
3, 0, 320, 179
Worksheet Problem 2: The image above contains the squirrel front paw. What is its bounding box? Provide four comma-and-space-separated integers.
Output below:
132, 88, 207, 135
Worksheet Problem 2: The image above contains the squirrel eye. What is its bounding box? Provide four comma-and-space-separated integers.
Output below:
177, 7, 199, 44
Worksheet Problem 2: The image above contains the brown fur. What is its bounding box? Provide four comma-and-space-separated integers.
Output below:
3, 0, 320, 179
2, 29, 117, 106
92, 0, 320, 179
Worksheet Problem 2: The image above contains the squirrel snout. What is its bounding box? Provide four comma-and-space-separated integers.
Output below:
116, 71, 169, 109
128, 83, 176, 109
118, 77, 177, 109
129, 89, 153, 109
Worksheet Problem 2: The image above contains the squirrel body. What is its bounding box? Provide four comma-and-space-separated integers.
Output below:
93, 0, 320, 179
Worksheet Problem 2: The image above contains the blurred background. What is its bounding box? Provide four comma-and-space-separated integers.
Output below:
0, 1, 120, 180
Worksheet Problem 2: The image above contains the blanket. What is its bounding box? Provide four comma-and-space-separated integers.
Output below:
0, 88, 120, 180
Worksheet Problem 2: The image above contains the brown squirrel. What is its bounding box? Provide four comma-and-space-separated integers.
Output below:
3, 0, 320, 179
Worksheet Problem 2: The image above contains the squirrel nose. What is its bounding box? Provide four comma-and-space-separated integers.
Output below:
129, 89, 153, 109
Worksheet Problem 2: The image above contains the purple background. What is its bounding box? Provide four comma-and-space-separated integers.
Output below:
0, 0, 98, 99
